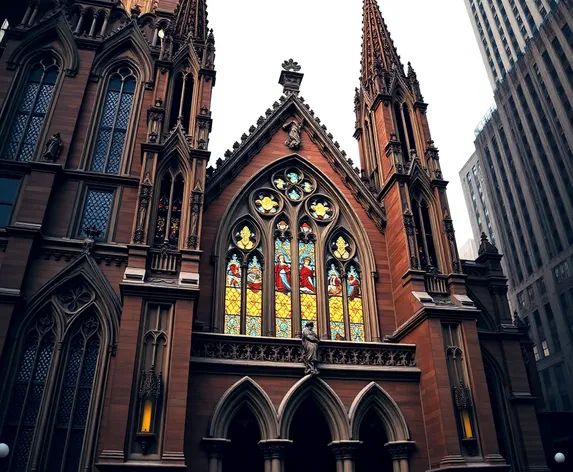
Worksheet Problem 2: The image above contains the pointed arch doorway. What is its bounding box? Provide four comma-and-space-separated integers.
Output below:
223, 406, 264, 472
286, 398, 336, 472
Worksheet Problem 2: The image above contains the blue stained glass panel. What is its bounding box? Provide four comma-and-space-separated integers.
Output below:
79, 189, 114, 240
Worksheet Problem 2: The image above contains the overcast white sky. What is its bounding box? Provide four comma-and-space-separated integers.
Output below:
206, 0, 494, 248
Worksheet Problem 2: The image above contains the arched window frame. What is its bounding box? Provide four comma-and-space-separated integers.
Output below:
0, 53, 61, 162
0, 278, 117, 472
82, 62, 143, 175
392, 97, 420, 160
149, 163, 189, 250
166, 65, 196, 134
410, 190, 441, 272
215, 160, 379, 341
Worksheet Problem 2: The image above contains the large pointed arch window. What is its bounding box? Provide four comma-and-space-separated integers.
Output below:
91, 67, 136, 174
3, 56, 59, 161
220, 166, 370, 341
1, 292, 105, 472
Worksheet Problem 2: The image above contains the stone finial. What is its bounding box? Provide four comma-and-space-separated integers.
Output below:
478, 232, 499, 256
281, 59, 302, 72
279, 59, 304, 95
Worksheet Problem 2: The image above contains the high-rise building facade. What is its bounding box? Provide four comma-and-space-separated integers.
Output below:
464, 0, 558, 87
461, 0, 573, 413
0, 1, 549, 471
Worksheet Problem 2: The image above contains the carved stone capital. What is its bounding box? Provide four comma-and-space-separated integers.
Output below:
385, 441, 415, 460
258, 439, 292, 460
329, 440, 361, 460
202, 438, 230, 459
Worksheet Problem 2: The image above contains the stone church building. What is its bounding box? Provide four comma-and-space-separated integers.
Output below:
0, 0, 549, 471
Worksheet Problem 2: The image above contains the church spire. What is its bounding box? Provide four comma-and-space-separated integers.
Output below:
173, 0, 209, 43
361, 0, 403, 91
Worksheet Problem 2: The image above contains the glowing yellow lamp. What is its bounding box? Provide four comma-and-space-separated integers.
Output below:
141, 399, 153, 433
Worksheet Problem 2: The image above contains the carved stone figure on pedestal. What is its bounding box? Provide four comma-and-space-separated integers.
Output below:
301, 321, 319, 375
43, 133, 63, 162
283, 120, 302, 150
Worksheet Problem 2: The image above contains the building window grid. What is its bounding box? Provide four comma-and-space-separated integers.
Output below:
482, 145, 522, 282
523, 72, 573, 245
491, 135, 532, 276
498, 126, 542, 267
533, 60, 573, 210
507, 95, 555, 259
554, 261, 571, 284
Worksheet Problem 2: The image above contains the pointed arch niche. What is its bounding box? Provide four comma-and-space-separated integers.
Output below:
213, 156, 379, 341
0, 256, 120, 472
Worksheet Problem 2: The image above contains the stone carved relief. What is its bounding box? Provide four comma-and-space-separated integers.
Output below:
43, 133, 63, 162
283, 120, 302, 150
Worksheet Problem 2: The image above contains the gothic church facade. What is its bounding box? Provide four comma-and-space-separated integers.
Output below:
0, 1, 549, 471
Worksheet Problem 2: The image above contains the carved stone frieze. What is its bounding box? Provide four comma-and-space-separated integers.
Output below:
191, 334, 417, 367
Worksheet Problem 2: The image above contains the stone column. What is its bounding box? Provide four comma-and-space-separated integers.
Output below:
202, 438, 230, 472
259, 439, 292, 472
385, 441, 415, 472
330, 440, 361, 472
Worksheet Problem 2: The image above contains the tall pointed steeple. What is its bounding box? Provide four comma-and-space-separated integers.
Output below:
173, 0, 209, 43
361, 0, 403, 95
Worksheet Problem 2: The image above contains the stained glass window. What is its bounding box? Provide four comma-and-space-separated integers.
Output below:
47, 315, 100, 471
235, 224, 256, 250
154, 172, 184, 248
3, 57, 59, 162
347, 265, 365, 342
275, 224, 292, 338
78, 189, 114, 241
254, 192, 279, 215
224, 253, 242, 335
309, 198, 333, 221
246, 255, 263, 336
4, 312, 55, 472
327, 263, 344, 339
91, 68, 136, 174
299, 235, 317, 332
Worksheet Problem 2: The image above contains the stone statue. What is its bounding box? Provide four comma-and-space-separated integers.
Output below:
43, 133, 63, 162
301, 321, 319, 375
283, 120, 302, 150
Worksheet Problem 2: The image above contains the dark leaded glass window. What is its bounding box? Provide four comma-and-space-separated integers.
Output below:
90, 68, 136, 174
3, 57, 59, 162
0, 177, 21, 226
78, 189, 114, 241
3, 312, 56, 472
154, 172, 184, 248
48, 314, 100, 472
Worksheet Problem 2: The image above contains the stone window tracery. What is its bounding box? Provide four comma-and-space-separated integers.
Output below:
221, 166, 368, 341
154, 169, 184, 248
1, 285, 106, 472
90, 67, 136, 174
3, 56, 59, 162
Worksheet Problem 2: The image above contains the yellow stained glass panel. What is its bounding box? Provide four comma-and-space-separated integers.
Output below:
247, 288, 262, 319
275, 291, 292, 320
348, 298, 364, 324
225, 287, 241, 317
329, 296, 344, 322
301, 293, 317, 323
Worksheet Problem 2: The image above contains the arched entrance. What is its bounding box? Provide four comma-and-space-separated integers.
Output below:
286, 398, 336, 472
355, 408, 393, 472
223, 406, 264, 472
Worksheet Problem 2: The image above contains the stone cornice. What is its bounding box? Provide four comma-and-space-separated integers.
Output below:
63, 170, 140, 187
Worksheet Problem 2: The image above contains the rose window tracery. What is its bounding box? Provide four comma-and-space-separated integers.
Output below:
222, 166, 367, 341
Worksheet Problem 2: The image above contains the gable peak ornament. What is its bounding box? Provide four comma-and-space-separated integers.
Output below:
279, 59, 304, 95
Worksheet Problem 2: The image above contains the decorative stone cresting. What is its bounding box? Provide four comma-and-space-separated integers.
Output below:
191, 333, 416, 367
